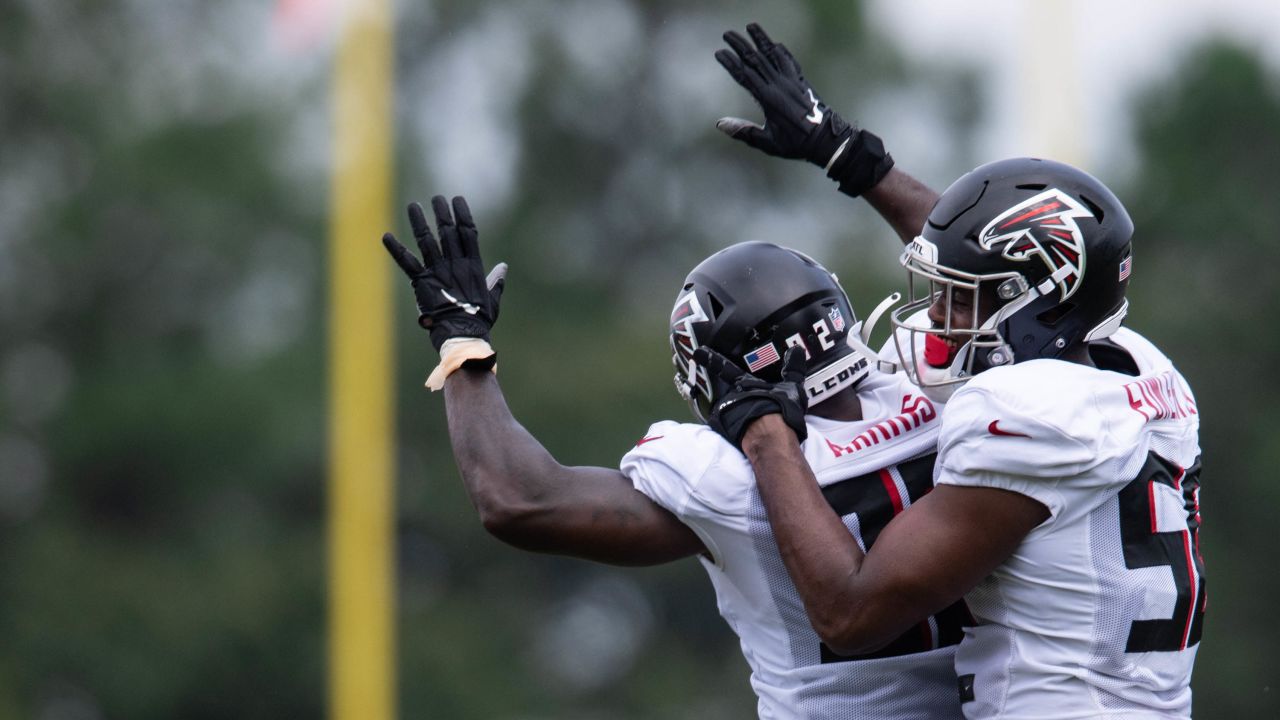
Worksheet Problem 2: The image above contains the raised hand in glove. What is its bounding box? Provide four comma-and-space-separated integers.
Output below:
694, 345, 809, 452
383, 196, 507, 387
383, 195, 507, 351
714, 22, 893, 198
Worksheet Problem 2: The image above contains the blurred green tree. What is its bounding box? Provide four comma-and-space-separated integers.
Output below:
1, 1, 327, 718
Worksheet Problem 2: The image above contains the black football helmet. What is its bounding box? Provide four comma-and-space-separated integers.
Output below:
891, 157, 1134, 396
671, 241, 872, 421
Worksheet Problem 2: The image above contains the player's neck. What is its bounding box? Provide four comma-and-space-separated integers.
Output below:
1061, 343, 1096, 367
809, 387, 863, 422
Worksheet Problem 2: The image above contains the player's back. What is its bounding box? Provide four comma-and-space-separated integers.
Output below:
622, 371, 964, 719
936, 328, 1203, 719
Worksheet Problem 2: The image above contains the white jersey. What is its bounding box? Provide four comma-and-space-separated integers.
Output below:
936, 327, 1203, 719
621, 371, 966, 720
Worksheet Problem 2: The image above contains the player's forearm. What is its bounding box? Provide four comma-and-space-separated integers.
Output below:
442, 367, 567, 535
442, 367, 705, 566
862, 167, 938, 245
741, 416, 896, 653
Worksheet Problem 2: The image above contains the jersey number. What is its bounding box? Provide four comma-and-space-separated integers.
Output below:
818, 454, 971, 662
1119, 453, 1205, 653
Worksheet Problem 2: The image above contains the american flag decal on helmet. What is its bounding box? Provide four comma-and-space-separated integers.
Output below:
1118, 256, 1132, 281
978, 189, 1093, 302
743, 343, 780, 372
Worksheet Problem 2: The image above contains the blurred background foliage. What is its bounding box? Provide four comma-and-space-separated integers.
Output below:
0, 0, 1276, 718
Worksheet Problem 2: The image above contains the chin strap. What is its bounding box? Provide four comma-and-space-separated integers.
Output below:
862, 292, 901, 344
845, 292, 903, 374
804, 292, 904, 404
803, 352, 869, 405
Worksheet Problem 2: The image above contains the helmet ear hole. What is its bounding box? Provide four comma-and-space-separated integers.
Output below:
1037, 301, 1076, 326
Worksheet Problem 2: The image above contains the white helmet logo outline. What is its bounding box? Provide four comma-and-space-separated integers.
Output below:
978, 188, 1092, 302
670, 290, 711, 398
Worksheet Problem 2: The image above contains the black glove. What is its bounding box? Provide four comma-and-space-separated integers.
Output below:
714, 23, 894, 198
694, 346, 809, 451
382, 195, 507, 356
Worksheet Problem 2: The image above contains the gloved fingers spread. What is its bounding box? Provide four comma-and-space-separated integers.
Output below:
382, 232, 425, 276
431, 195, 463, 259
745, 23, 774, 53
771, 41, 804, 78
745, 23, 783, 73
714, 48, 760, 92
486, 262, 506, 323
715, 117, 780, 155
407, 202, 442, 264
781, 345, 808, 383
485, 262, 507, 292
694, 347, 745, 384
721, 30, 772, 81
451, 196, 481, 259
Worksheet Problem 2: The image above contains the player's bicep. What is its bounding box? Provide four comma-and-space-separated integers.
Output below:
498, 464, 706, 567
856, 485, 1048, 629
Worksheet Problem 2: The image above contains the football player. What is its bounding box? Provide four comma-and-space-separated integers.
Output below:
713, 24, 1205, 719
381, 197, 967, 718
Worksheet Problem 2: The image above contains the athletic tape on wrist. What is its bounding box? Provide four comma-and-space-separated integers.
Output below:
425, 337, 497, 391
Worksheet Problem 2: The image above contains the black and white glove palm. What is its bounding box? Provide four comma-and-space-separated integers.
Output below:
694, 346, 809, 451
714, 23, 894, 198
382, 195, 507, 354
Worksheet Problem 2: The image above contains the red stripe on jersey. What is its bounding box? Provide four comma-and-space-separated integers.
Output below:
1148, 481, 1158, 534
880, 469, 905, 515
917, 621, 934, 651
1180, 529, 1197, 650
1180, 466, 1209, 613
878, 466, 931, 647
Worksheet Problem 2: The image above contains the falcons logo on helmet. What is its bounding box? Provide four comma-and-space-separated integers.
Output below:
670, 291, 711, 398
978, 189, 1092, 302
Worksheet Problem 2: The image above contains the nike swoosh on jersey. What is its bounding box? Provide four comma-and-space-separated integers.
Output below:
988, 420, 1030, 438
635, 435, 664, 446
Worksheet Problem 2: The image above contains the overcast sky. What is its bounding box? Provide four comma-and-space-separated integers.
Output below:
870, 0, 1280, 178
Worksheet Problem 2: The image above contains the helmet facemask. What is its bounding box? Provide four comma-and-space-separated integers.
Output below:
891, 231, 1129, 401
891, 238, 1033, 401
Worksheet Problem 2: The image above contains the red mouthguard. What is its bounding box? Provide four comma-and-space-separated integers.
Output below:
923, 334, 954, 368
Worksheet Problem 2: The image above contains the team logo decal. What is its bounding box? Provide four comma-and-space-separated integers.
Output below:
828, 306, 846, 333
670, 291, 711, 396
906, 235, 939, 264
978, 189, 1092, 301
